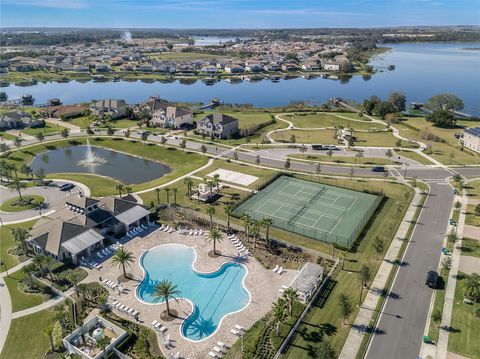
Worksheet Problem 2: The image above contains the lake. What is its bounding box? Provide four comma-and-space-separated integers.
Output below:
3, 42, 480, 114
30, 145, 171, 184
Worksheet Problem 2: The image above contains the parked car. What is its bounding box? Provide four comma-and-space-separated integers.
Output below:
425, 270, 438, 288
59, 183, 74, 191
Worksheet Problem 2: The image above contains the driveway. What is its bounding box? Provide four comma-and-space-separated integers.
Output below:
0, 183, 81, 224
459, 256, 480, 275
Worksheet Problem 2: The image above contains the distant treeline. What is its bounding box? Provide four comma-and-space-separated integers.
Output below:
1, 26, 479, 46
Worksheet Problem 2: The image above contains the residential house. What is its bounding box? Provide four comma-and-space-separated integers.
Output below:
196, 113, 239, 139
225, 65, 244, 74
302, 61, 320, 71
0, 111, 43, 130
44, 105, 87, 119
151, 106, 193, 129
74, 65, 90, 72
95, 63, 111, 72
245, 63, 263, 73
463, 127, 480, 153
200, 65, 217, 74
28, 193, 150, 263
281, 63, 298, 71
90, 99, 127, 119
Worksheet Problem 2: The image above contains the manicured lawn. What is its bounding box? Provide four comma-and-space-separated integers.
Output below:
465, 204, 480, 227
394, 149, 435, 165
394, 120, 480, 165
278, 177, 414, 357
465, 179, 480, 199
67, 115, 92, 129
21, 122, 66, 136
353, 130, 417, 148
448, 272, 480, 359
0, 309, 56, 359
4, 269, 46, 312
0, 131, 16, 141
271, 129, 338, 144
288, 153, 398, 165
286, 112, 385, 131
47, 172, 121, 197
0, 195, 45, 212
461, 238, 480, 258
0, 220, 37, 269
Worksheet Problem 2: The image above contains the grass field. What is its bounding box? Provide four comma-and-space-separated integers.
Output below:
0, 195, 45, 212
0, 220, 37, 269
67, 115, 92, 129
149, 51, 233, 62
288, 153, 398, 165
21, 122, 67, 136
394, 149, 435, 165
465, 179, 480, 199
394, 118, 480, 165
194, 111, 273, 130
354, 130, 417, 148
4, 269, 46, 312
0, 309, 56, 359
235, 176, 380, 247
465, 204, 480, 227
0, 131, 17, 141
271, 129, 338, 144
286, 113, 385, 131
448, 272, 480, 359
461, 238, 480, 258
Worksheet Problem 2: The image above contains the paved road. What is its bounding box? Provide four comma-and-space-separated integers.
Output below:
366, 173, 455, 359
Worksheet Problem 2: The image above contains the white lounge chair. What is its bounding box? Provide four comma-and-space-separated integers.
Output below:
152, 320, 158, 327
277, 267, 284, 274
189, 230, 193, 235
97, 252, 104, 259
230, 329, 241, 336
199, 229, 203, 235
208, 352, 218, 358
214, 346, 226, 354
217, 342, 228, 349
272, 265, 279, 272
157, 325, 167, 333
168, 228, 173, 233
234, 325, 244, 331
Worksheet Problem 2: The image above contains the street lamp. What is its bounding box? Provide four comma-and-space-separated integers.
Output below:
404, 162, 409, 178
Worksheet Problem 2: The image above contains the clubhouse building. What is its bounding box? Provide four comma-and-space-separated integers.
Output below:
28, 193, 150, 263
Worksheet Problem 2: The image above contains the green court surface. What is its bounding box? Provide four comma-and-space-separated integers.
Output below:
235, 176, 381, 247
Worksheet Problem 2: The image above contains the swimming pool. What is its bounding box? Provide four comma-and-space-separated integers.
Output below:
136, 243, 250, 341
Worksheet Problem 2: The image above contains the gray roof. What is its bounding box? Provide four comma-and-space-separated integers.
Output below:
465, 127, 480, 137
61, 229, 104, 254
202, 113, 239, 126
115, 205, 150, 225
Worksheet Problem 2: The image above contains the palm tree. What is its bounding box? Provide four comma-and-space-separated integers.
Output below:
184, 177, 193, 197
153, 279, 181, 316
261, 217, 273, 247
207, 227, 223, 255
155, 188, 161, 205
160, 136, 167, 147
165, 187, 171, 205
283, 288, 299, 317
250, 221, 260, 249
355, 150, 364, 164
241, 213, 252, 240
11, 227, 29, 254
35, 168, 45, 186
206, 205, 215, 228
206, 180, 215, 198
272, 298, 287, 337
213, 174, 221, 193
111, 248, 135, 278
14, 137, 22, 149
224, 204, 234, 232
172, 187, 178, 206
125, 186, 132, 196
35, 132, 45, 144
7, 177, 27, 201
463, 273, 480, 302
115, 184, 124, 197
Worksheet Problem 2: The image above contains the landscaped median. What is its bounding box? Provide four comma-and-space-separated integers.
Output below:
0, 195, 45, 212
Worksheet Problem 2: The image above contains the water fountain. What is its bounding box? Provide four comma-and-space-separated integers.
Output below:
78, 139, 106, 168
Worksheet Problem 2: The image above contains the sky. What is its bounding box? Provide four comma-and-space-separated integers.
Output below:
1, 0, 479, 28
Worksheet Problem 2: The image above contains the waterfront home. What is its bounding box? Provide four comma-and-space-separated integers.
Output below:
90, 99, 127, 119
245, 63, 263, 73
302, 61, 320, 71
225, 64, 244, 73
196, 113, 239, 139
281, 63, 299, 71
320, 59, 340, 71
462, 127, 480, 153
44, 104, 88, 119
74, 65, 90, 72
200, 65, 218, 74
95, 63, 112, 72
0, 111, 43, 130
151, 106, 193, 129
28, 193, 150, 263
133, 96, 167, 116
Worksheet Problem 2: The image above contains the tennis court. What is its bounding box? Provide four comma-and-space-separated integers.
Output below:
235, 176, 381, 247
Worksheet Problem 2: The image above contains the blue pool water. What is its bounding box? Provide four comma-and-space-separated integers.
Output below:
136, 243, 250, 341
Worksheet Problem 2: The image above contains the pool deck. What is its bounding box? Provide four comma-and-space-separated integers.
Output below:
83, 226, 297, 359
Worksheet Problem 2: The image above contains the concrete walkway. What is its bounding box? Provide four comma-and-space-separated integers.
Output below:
11, 287, 74, 319
434, 189, 468, 359
44, 117, 81, 133
339, 186, 423, 359
463, 225, 480, 240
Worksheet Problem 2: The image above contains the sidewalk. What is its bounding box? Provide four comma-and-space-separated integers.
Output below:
434, 189, 468, 359
339, 187, 423, 359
